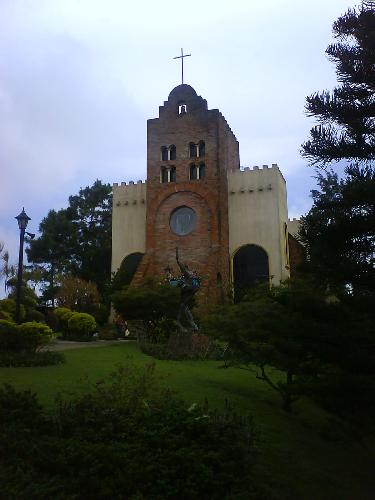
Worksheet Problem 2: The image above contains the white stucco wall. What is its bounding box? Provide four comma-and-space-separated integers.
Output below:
111, 181, 147, 274
228, 164, 290, 285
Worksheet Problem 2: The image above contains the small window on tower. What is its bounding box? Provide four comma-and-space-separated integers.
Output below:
284, 222, 290, 268
178, 103, 187, 114
198, 141, 205, 157
198, 163, 206, 179
189, 142, 197, 158
189, 164, 198, 180
169, 145, 176, 160
161, 146, 168, 161
161, 167, 168, 183
170, 166, 176, 182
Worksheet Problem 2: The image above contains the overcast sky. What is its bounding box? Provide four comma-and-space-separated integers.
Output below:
0, 0, 359, 272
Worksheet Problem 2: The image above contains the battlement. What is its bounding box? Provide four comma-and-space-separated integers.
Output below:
113, 179, 147, 207
113, 179, 146, 187
238, 163, 280, 172
228, 162, 286, 195
288, 218, 301, 237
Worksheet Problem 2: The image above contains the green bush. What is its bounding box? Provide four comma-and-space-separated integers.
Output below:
91, 303, 110, 326
54, 307, 74, 336
25, 309, 45, 323
0, 310, 12, 321
98, 323, 118, 340
0, 365, 258, 499
0, 298, 25, 322
0, 319, 20, 351
0, 320, 57, 366
67, 312, 96, 341
17, 321, 54, 352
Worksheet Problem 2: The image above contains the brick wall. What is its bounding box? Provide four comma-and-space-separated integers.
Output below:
138, 84, 240, 308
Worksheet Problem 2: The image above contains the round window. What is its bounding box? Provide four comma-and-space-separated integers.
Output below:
170, 206, 197, 236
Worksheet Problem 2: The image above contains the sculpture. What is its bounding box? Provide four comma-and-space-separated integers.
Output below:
172, 247, 200, 332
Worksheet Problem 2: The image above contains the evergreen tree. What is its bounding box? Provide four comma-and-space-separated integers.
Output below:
27, 180, 112, 301
301, 3, 375, 296
302, 3, 375, 167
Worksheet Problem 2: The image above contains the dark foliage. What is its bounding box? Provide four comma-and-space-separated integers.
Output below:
300, 4, 375, 298
202, 279, 375, 423
112, 279, 180, 342
26, 180, 112, 302
299, 167, 375, 295
302, 5, 375, 167
0, 365, 261, 500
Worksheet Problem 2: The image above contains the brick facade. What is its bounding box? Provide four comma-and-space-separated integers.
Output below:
136, 84, 240, 307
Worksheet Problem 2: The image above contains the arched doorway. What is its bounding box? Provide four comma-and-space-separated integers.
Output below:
114, 252, 144, 288
233, 244, 269, 301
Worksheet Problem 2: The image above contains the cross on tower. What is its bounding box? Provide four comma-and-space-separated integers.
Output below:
173, 48, 191, 85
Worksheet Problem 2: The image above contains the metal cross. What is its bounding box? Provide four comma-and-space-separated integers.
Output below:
173, 48, 191, 84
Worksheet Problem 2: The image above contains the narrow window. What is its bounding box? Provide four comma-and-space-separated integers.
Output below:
198, 163, 206, 180
161, 146, 168, 161
190, 164, 198, 180
189, 142, 196, 158
178, 103, 187, 114
284, 222, 290, 267
161, 167, 168, 183
169, 145, 176, 161
198, 141, 205, 157
170, 166, 176, 182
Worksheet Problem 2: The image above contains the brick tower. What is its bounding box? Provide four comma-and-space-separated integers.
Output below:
136, 84, 240, 306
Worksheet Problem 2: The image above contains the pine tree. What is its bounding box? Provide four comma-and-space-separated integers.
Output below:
302, 3, 375, 167
301, 3, 375, 296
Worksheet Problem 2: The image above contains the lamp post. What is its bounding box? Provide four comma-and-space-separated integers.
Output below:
15, 208, 31, 324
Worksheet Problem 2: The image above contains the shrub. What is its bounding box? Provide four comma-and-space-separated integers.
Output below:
0, 310, 12, 321
0, 365, 259, 499
24, 309, 45, 323
0, 319, 20, 351
98, 323, 118, 340
54, 307, 74, 336
17, 321, 54, 352
67, 312, 96, 341
0, 298, 25, 322
0, 320, 58, 366
91, 303, 110, 326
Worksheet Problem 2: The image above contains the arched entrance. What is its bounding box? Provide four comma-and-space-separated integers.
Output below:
115, 252, 144, 287
233, 244, 269, 301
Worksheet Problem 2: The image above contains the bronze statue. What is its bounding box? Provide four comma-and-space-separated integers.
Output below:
175, 247, 200, 332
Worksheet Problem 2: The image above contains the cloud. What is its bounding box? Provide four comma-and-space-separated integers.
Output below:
0, 0, 359, 277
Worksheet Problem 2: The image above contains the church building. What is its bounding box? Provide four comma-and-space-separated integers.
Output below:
111, 83, 300, 306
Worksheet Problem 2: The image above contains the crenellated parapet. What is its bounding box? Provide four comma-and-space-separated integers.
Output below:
287, 217, 301, 238
112, 180, 147, 207
228, 163, 285, 195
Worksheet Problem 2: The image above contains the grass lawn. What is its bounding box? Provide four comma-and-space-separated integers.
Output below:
1, 341, 374, 500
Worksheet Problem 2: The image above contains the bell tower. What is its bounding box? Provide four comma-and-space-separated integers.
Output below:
139, 84, 240, 306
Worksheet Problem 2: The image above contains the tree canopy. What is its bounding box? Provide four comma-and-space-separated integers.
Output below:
302, 4, 375, 167
26, 180, 112, 302
300, 4, 375, 296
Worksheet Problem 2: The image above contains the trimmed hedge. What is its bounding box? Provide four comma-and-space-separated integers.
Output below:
54, 307, 75, 336
67, 312, 96, 341
0, 320, 58, 367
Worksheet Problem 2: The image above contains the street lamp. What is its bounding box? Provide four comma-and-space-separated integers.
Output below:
15, 208, 31, 324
